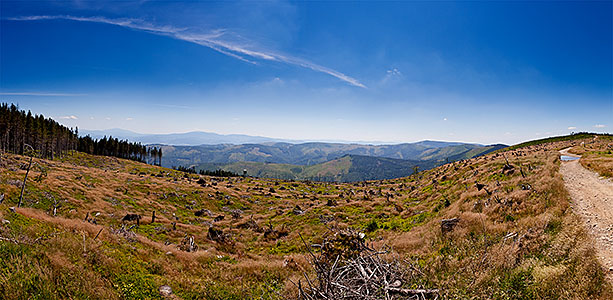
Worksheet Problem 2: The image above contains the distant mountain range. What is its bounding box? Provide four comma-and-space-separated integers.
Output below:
79, 128, 299, 145
158, 142, 505, 166
80, 128, 506, 181
160, 142, 506, 181
80, 128, 482, 147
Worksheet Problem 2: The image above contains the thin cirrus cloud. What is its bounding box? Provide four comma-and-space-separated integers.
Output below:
0, 91, 87, 96
594, 124, 607, 128
59, 115, 78, 120
9, 15, 366, 88
152, 103, 192, 110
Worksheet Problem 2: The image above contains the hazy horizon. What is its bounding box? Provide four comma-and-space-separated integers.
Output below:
77, 126, 496, 146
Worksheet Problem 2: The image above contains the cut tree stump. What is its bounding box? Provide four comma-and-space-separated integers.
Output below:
441, 218, 460, 234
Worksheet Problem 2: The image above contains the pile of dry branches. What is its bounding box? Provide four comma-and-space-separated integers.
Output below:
296, 229, 438, 300
109, 224, 137, 242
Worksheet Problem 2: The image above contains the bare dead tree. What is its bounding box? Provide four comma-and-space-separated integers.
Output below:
18, 144, 35, 207
45, 192, 59, 216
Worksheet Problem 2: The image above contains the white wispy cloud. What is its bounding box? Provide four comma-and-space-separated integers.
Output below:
126, 117, 134, 121
153, 103, 192, 109
9, 15, 181, 33
0, 91, 87, 96
9, 15, 366, 88
59, 115, 78, 120
567, 126, 577, 130
387, 68, 401, 76
594, 124, 607, 128
380, 67, 403, 85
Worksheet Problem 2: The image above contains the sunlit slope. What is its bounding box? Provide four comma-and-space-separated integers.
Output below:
0, 134, 611, 299
197, 154, 427, 182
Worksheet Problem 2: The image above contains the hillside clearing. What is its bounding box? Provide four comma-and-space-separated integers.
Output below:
0, 135, 612, 298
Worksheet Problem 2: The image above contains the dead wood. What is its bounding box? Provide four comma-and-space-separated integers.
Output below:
295, 229, 439, 300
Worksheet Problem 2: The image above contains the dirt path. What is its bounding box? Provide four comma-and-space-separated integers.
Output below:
559, 148, 613, 279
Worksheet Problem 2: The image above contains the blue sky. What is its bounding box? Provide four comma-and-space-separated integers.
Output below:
0, 0, 611, 144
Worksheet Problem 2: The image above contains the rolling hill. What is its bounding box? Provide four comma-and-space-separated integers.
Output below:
164, 143, 506, 181
196, 154, 433, 182
159, 142, 506, 168
79, 128, 507, 182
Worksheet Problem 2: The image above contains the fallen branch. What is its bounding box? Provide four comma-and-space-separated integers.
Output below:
0, 235, 34, 245
386, 287, 440, 296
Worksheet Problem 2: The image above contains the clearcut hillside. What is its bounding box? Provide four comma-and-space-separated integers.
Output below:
0, 134, 611, 299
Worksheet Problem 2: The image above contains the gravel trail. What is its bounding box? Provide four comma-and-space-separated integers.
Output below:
559, 148, 613, 280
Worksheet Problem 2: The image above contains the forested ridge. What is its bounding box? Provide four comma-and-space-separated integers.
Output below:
0, 103, 162, 164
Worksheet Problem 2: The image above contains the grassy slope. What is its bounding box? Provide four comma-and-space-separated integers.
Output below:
340, 155, 421, 182
567, 135, 613, 178
504, 132, 611, 151
448, 144, 507, 161
418, 144, 484, 161
0, 134, 611, 299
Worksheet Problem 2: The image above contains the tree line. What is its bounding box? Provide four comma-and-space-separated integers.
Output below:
173, 165, 240, 177
0, 103, 162, 164
78, 135, 162, 165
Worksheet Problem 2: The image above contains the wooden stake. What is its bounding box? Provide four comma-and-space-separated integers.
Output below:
94, 228, 103, 240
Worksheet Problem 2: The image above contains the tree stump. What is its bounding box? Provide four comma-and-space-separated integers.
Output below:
441, 218, 460, 234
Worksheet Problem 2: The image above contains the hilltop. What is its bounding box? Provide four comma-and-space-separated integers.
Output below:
0, 133, 611, 299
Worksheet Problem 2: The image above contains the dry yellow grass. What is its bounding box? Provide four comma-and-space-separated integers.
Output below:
0, 135, 611, 299
569, 136, 613, 178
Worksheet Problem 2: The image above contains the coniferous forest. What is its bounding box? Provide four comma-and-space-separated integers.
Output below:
0, 103, 162, 164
